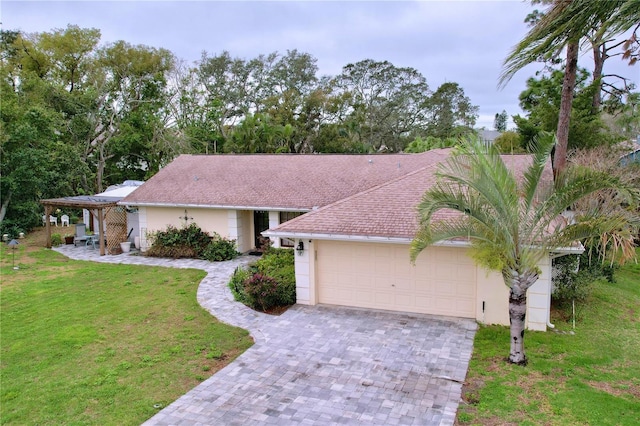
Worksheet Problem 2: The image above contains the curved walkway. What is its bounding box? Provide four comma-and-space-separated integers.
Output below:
53, 245, 477, 425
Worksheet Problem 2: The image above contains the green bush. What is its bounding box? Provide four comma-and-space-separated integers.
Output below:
551, 253, 610, 320
146, 244, 199, 259
255, 248, 296, 306
228, 267, 252, 304
493, 131, 526, 154
202, 233, 238, 261
0, 219, 24, 240
50, 233, 62, 247
146, 223, 237, 261
227, 248, 296, 311
242, 273, 280, 311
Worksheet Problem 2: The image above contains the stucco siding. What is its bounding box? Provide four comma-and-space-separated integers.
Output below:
145, 207, 229, 239
526, 255, 551, 331
475, 268, 509, 326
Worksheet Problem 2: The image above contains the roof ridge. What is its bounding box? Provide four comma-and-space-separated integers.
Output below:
180, 151, 439, 158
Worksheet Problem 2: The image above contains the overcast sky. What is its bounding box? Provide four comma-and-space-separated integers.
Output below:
2, 1, 638, 129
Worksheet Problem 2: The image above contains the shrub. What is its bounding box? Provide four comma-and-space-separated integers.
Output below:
228, 267, 252, 305
551, 253, 611, 320
146, 223, 211, 259
493, 131, 526, 154
255, 248, 296, 306
202, 233, 239, 261
228, 248, 296, 311
0, 219, 24, 240
242, 273, 280, 311
50, 233, 62, 247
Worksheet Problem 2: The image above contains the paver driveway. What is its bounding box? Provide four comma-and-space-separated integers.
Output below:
54, 245, 477, 425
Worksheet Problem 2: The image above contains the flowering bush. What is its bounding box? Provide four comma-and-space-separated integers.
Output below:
227, 248, 296, 312
243, 273, 280, 311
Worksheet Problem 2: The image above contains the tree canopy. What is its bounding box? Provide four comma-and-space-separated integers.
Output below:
0, 25, 481, 234
501, 0, 640, 175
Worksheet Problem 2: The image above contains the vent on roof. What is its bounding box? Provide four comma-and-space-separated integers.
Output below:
368, 159, 373, 164
194, 175, 198, 181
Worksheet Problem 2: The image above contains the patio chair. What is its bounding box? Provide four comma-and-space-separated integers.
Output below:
61, 214, 70, 226
73, 223, 90, 247
42, 215, 58, 226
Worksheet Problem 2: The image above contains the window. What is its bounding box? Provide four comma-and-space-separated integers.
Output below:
279, 211, 303, 247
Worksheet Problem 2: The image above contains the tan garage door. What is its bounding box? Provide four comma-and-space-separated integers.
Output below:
316, 241, 476, 318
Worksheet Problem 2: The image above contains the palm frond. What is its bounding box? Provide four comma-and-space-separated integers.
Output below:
500, 0, 638, 87
412, 132, 639, 276
521, 134, 555, 210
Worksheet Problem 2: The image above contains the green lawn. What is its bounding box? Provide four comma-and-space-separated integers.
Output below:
0, 239, 253, 425
458, 256, 640, 425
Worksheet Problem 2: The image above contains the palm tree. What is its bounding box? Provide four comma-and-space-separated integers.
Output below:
500, 0, 640, 176
410, 136, 638, 365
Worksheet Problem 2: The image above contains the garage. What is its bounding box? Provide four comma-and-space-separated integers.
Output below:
315, 240, 477, 318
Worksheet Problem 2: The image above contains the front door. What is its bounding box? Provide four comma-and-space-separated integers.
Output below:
253, 211, 270, 248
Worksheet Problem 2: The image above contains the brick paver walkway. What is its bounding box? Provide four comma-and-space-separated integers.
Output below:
53, 245, 477, 425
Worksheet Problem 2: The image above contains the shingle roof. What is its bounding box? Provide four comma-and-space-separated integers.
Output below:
268, 154, 551, 239
122, 151, 451, 210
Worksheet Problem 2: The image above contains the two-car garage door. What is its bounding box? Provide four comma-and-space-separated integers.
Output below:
316, 241, 476, 318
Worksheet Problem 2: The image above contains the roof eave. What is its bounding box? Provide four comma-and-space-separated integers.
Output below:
264, 230, 587, 255
117, 201, 312, 212
262, 230, 474, 247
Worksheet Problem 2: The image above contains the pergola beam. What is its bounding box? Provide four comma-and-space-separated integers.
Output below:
40, 197, 118, 256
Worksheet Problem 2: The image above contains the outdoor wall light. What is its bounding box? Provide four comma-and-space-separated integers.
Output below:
296, 240, 304, 255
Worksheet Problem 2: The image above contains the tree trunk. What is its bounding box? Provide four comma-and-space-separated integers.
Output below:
0, 189, 11, 223
508, 289, 528, 365
504, 268, 539, 365
591, 42, 605, 114
554, 41, 579, 178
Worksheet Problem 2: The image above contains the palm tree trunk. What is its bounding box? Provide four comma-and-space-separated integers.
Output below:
508, 288, 528, 365
554, 40, 579, 178
505, 268, 539, 365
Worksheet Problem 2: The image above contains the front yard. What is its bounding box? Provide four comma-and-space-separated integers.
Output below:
457, 254, 640, 425
0, 231, 253, 425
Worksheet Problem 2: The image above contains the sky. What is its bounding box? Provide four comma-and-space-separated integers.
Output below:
2, 1, 638, 130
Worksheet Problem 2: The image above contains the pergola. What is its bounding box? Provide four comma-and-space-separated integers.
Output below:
40, 196, 119, 256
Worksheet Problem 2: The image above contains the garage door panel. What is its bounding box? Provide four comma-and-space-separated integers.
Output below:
435, 283, 457, 297
414, 295, 434, 311
457, 281, 475, 293
352, 274, 374, 288
394, 278, 414, 291
318, 286, 350, 304
317, 241, 476, 318
456, 298, 475, 314
374, 291, 395, 307
375, 261, 393, 275
353, 289, 376, 305
395, 293, 413, 305
374, 245, 393, 257
457, 265, 476, 281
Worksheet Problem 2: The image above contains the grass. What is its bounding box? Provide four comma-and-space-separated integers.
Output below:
0, 229, 253, 425
457, 255, 640, 425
